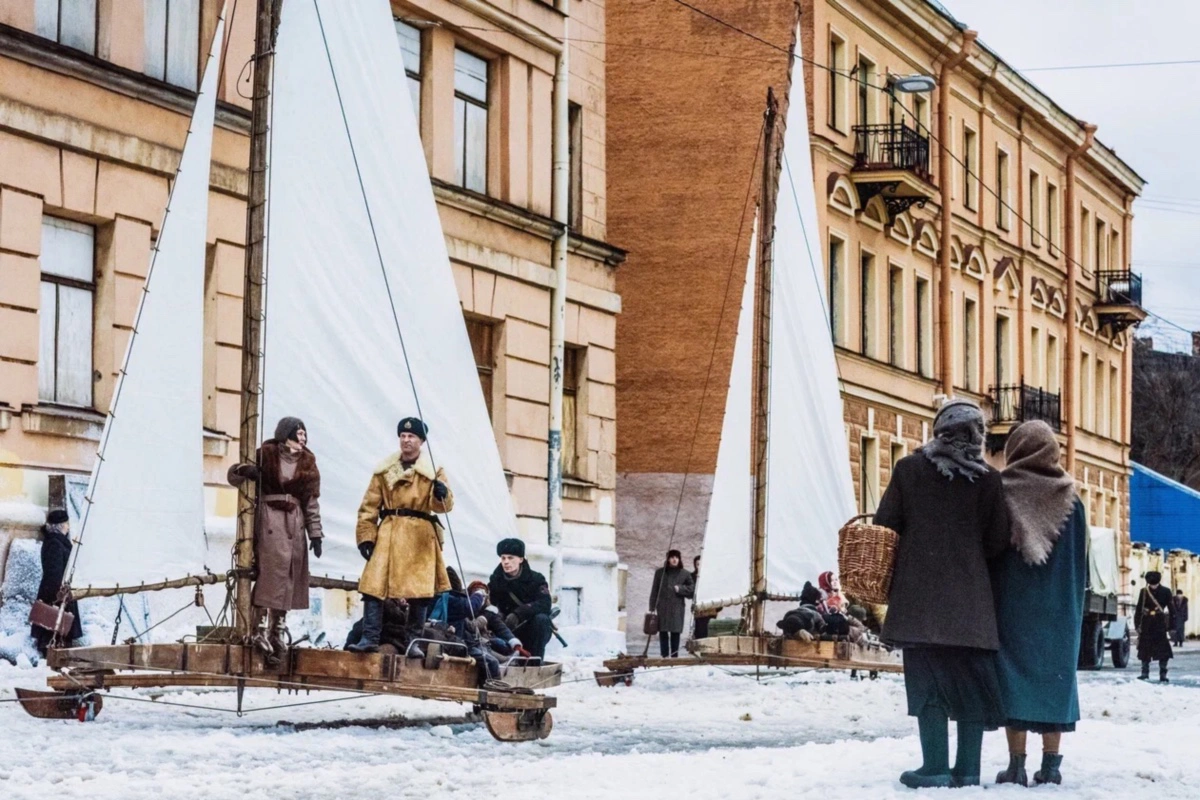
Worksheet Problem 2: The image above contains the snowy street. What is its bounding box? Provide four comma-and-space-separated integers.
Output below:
2, 658, 1198, 799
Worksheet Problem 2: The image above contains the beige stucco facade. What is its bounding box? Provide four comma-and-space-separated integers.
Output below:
0, 0, 623, 629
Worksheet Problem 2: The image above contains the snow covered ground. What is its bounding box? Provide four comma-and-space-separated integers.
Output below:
1, 657, 1197, 799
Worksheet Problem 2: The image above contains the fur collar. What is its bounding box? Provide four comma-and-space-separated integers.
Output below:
260, 439, 321, 500
374, 449, 436, 487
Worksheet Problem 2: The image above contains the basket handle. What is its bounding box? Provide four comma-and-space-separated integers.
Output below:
842, 513, 875, 526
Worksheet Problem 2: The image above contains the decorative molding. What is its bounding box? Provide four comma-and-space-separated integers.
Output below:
827, 172, 858, 217
20, 404, 105, 442
889, 211, 914, 245
912, 219, 938, 259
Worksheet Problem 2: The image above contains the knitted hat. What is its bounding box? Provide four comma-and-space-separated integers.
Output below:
397, 417, 428, 440
496, 538, 525, 558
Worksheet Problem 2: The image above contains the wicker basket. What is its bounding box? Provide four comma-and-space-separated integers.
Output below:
838, 514, 898, 605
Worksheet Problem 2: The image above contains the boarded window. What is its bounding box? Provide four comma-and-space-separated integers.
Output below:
860, 250, 875, 357
143, 0, 201, 89
465, 316, 496, 420
888, 264, 903, 367
453, 49, 489, 193
828, 236, 845, 345
395, 19, 422, 125
39, 217, 95, 407
36, 0, 97, 54
568, 103, 583, 231
915, 276, 932, 378
562, 346, 584, 478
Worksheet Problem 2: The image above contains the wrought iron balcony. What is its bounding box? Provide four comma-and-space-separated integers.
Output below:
1094, 270, 1146, 334
849, 123, 934, 221
989, 383, 1062, 432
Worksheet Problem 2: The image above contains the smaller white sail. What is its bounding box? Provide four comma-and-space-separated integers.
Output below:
763, 24, 857, 597
70, 17, 225, 589
694, 220, 757, 611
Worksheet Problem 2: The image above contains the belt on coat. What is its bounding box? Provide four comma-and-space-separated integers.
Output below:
378, 507, 440, 526
261, 493, 300, 512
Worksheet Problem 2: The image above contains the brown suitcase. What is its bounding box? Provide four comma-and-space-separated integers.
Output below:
642, 612, 660, 636
28, 600, 75, 636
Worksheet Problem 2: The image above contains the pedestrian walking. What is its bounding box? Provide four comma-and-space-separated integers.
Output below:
873, 399, 1010, 789
991, 421, 1087, 787
1171, 590, 1189, 647
649, 550, 694, 657
30, 509, 84, 655
1135, 571, 1174, 683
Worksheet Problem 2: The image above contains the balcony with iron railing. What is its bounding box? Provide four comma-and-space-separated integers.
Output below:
987, 383, 1063, 446
1094, 270, 1146, 334
848, 122, 935, 221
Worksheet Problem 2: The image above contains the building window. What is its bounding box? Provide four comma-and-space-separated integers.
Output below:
453, 48, 489, 194
828, 33, 846, 132
962, 296, 978, 392
1030, 326, 1043, 388
995, 149, 1010, 230
860, 250, 875, 358
888, 264, 903, 368
1047, 182, 1060, 255
1047, 332, 1060, 394
1095, 218, 1106, 274
856, 54, 875, 127
143, 0, 201, 90
963, 126, 978, 210
39, 217, 95, 407
995, 314, 1012, 387
1029, 171, 1041, 247
1110, 365, 1121, 440
1110, 230, 1121, 272
1080, 207, 1092, 270
912, 93, 929, 134
828, 235, 846, 345
1079, 351, 1092, 429
860, 436, 880, 513
568, 102, 583, 232
464, 316, 496, 419
1095, 357, 1107, 436
562, 345, 584, 479
915, 276, 932, 378
395, 19, 423, 125
35, 0, 97, 55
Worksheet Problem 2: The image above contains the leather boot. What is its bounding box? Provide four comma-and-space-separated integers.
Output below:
1159, 662, 1170, 684
249, 609, 273, 658
266, 611, 288, 668
900, 708, 952, 789
1139, 660, 1151, 681
951, 722, 984, 787
1033, 753, 1063, 785
348, 597, 383, 653
404, 599, 428, 659
995, 754, 1028, 786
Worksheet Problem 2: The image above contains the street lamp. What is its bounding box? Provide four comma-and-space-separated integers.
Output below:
888, 74, 938, 94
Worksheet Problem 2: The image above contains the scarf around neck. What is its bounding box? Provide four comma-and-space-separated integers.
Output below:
922, 399, 990, 482
1001, 420, 1078, 566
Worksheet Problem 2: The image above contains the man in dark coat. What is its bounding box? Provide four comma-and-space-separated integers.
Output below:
649, 549, 694, 657
488, 538, 553, 659
1135, 571, 1174, 682
31, 509, 84, 654
873, 399, 1010, 789
1171, 590, 1189, 647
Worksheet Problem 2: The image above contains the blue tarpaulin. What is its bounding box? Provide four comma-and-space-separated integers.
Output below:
1130, 463, 1200, 553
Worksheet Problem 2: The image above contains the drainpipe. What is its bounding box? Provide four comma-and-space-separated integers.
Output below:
1064, 122, 1097, 476
936, 29, 977, 398
547, 0, 570, 592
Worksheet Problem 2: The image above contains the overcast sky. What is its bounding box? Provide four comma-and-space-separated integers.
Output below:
941, 0, 1200, 351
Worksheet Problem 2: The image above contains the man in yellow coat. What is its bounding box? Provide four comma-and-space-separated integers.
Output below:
348, 417, 452, 656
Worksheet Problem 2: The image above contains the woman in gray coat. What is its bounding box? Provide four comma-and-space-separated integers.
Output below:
649, 549, 694, 657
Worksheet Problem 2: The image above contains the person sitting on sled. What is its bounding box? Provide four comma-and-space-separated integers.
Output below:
488, 538, 553, 660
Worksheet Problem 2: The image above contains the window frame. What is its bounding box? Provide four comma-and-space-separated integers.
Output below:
38, 215, 97, 409
995, 147, 1010, 230
962, 124, 979, 211
1046, 182, 1060, 255
561, 344, 586, 480
860, 247, 876, 358
915, 274, 932, 378
568, 102, 584, 232
1029, 170, 1042, 248
962, 295, 978, 392
36, 0, 98, 56
828, 233, 847, 346
855, 51, 877, 128
452, 47, 490, 194
464, 314, 498, 420
395, 18, 424, 127
143, 0, 202, 90
828, 30, 847, 133
888, 262, 904, 368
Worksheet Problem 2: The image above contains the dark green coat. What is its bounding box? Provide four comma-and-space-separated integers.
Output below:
991, 498, 1087, 725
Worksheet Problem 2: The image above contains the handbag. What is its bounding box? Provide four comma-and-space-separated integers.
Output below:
642, 612, 660, 636
29, 600, 75, 636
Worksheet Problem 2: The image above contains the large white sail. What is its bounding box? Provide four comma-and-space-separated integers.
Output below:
263, 0, 520, 585
763, 26, 857, 596
693, 221, 756, 611
69, 18, 225, 589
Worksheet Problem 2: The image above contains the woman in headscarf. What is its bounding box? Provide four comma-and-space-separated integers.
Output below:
991, 421, 1086, 787
649, 549, 694, 657
31, 508, 84, 654
228, 416, 323, 664
874, 399, 1011, 789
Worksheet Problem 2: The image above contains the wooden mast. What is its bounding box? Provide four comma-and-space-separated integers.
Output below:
234, 0, 283, 637
749, 88, 779, 636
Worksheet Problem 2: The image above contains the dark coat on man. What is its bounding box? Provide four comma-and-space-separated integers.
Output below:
650, 565, 695, 634
1136, 583, 1175, 662
488, 562, 551, 624
873, 452, 1010, 651
32, 525, 83, 649
1173, 595, 1189, 641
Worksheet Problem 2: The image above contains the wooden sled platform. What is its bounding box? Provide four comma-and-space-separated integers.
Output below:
596, 635, 901, 685
27, 643, 555, 741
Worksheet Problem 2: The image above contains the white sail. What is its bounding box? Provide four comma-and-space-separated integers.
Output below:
263, 0, 520, 585
694, 220, 757, 611
69, 18, 225, 589
763, 26, 857, 596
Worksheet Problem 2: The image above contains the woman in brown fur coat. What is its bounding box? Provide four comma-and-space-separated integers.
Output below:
228, 416, 323, 661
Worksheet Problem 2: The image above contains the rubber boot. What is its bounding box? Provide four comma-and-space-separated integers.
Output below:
1033, 753, 1063, 785
1138, 660, 1151, 681
347, 596, 383, 653
995, 754, 1028, 786
404, 599, 429, 659
900, 708, 952, 789
951, 722, 984, 787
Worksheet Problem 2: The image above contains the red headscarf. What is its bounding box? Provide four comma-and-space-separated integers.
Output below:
818, 571, 845, 614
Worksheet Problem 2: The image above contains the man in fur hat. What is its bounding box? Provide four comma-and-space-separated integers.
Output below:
349, 417, 452, 657
1135, 571, 1174, 683
488, 538, 553, 659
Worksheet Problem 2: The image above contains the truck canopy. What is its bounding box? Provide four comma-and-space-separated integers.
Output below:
1089, 526, 1120, 597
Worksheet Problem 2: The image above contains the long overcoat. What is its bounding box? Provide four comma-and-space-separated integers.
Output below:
649, 565, 695, 634
228, 440, 323, 610
32, 525, 83, 647
1135, 584, 1175, 662
992, 498, 1087, 726
356, 450, 453, 600
873, 452, 1010, 650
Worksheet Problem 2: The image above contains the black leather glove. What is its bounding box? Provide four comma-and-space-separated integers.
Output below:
310, 538, 322, 558
358, 541, 375, 561
432, 480, 448, 502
